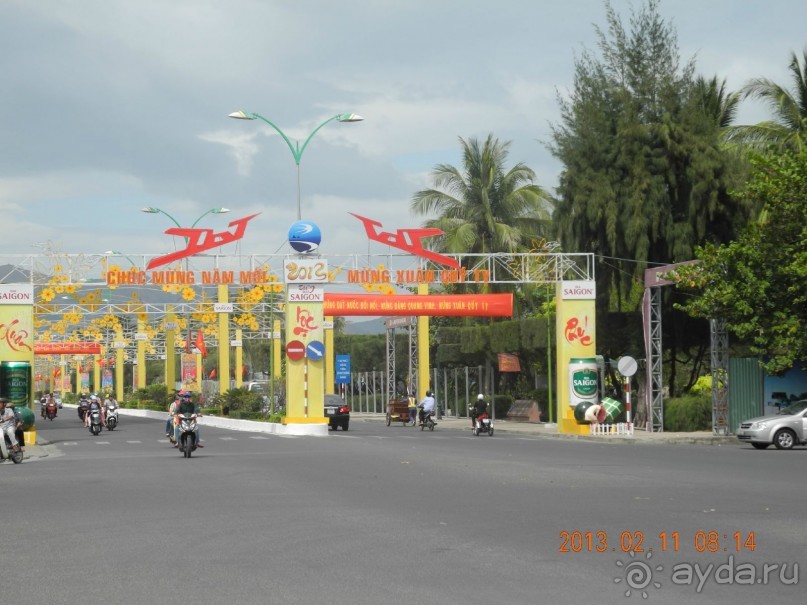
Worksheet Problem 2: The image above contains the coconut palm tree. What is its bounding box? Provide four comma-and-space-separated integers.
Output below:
727, 49, 807, 152
410, 134, 552, 256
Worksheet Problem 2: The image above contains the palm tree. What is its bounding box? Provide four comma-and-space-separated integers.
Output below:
410, 135, 552, 257
727, 48, 807, 152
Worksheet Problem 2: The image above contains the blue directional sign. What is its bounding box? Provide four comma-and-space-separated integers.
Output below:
335, 354, 351, 384
306, 340, 325, 361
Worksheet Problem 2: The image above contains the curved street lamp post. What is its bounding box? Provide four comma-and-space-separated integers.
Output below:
228, 111, 363, 220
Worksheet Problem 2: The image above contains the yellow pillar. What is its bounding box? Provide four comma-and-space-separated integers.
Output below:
417, 284, 430, 400
272, 319, 282, 380
195, 353, 202, 394
93, 354, 101, 394
60, 355, 66, 399
136, 319, 147, 390
75, 357, 81, 394
165, 312, 177, 395
235, 328, 243, 388
218, 285, 230, 395
555, 281, 597, 435
114, 330, 125, 402
284, 298, 325, 425
325, 315, 334, 394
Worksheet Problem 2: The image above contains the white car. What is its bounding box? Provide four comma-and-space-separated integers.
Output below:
736, 400, 807, 450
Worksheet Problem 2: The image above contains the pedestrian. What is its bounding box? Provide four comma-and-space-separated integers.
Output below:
408, 392, 417, 426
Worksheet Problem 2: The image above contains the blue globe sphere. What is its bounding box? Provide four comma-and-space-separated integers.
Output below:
288, 221, 321, 253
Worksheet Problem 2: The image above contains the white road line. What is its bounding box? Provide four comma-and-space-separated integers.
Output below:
95, 441, 110, 445
249, 436, 269, 440
126, 440, 142, 444
63, 442, 77, 446
219, 437, 237, 441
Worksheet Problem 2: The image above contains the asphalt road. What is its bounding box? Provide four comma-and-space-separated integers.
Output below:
3, 413, 803, 604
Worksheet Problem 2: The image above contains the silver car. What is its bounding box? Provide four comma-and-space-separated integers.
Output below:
736, 400, 807, 450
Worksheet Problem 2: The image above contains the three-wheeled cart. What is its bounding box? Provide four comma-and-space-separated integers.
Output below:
386, 398, 412, 426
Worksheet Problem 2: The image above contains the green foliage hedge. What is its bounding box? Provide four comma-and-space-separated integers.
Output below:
664, 394, 712, 432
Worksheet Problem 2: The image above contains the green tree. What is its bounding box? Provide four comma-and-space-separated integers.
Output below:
670, 151, 807, 374
727, 49, 807, 153
550, 0, 748, 310
410, 134, 552, 258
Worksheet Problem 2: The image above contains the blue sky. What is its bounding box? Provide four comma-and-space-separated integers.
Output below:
1, 0, 805, 263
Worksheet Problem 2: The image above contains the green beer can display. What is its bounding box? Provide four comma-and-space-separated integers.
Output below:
1, 360, 31, 407
568, 358, 598, 407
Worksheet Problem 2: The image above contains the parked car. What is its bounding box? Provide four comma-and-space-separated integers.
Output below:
324, 394, 350, 431
736, 399, 807, 450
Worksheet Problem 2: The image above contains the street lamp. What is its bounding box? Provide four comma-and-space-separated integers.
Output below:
141, 207, 231, 229
228, 110, 363, 220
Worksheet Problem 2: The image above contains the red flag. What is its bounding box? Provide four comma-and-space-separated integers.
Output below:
53, 368, 61, 378
209, 368, 216, 379
195, 330, 207, 358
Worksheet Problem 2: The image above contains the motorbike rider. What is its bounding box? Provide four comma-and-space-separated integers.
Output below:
470, 393, 489, 428
40, 394, 48, 418
417, 390, 436, 425
0, 398, 21, 456
103, 393, 118, 426
78, 393, 90, 420
166, 392, 182, 440
173, 391, 203, 448
84, 395, 105, 428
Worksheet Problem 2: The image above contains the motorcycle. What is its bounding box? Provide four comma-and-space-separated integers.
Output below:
419, 409, 437, 431
87, 408, 103, 436
40, 398, 47, 418
472, 414, 494, 436
177, 413, 198, 458
0, 433, 23, 464
105, 406, 118, 431
46, 402, 58, 421
78, 401, 89, 421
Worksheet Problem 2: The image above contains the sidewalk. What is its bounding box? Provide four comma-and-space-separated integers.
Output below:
353, 412, 735, 446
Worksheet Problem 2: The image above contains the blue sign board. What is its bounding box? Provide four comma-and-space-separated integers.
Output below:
306, 340, 325, 361
335, 354, 351, 384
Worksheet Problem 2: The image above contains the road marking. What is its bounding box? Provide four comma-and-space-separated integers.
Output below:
249, 436, 269, 440
63, 442, 77, 446
220, 437, 237, 441
95, 441, 110, 445
127, 440, 142, 444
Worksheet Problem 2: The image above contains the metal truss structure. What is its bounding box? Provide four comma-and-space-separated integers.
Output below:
710, 319, 729, 435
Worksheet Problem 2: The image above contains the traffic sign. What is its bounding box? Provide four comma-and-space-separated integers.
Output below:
286, 340, 305, 361
336, 354, 351, 384
306, 340, 325, 361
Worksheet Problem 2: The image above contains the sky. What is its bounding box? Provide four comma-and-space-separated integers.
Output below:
1, 0, 805, 267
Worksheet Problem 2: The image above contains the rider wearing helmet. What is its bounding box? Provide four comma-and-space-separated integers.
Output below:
173, 391, 203, 448
84, 394, 105, 428
417, 390, 436, 425
471, 393, 489, 428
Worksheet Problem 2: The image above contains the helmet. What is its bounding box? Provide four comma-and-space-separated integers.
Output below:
180, 391, 192, 399
0, 397, 7, 405
426, 390, 433, 397
477, 394, 484, 400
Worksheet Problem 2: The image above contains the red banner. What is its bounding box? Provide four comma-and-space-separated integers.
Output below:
35, 342, 102, 355
323, 293, 512, 317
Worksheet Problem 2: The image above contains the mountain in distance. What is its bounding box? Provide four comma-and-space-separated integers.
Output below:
343, 317, 386, 335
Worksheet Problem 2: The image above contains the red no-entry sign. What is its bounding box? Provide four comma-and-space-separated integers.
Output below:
286, 340, 305, 361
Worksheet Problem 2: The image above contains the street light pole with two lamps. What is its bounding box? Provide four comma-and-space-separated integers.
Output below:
227, 111, 363, 220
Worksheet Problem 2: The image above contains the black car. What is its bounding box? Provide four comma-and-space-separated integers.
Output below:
324, 394, 350, 431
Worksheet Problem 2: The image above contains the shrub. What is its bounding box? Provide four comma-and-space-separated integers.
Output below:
493, 394, 514, 419
664, 394, 711, 431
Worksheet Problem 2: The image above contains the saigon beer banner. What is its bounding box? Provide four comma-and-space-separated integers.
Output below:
0, 284, 34, 362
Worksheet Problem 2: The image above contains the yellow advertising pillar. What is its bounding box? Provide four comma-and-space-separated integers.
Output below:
59, 354, 67, 399
417, 284, 430, 399
218, 285, 230, 395
75, 357, 81, 394
283, 259, 326, 426
165, 312, 177, 395
555, 281, 597, 435
195, 353, 202, 394
234, 328, 243, 388
0, 284, 35, 442
136, 319, 147, 391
